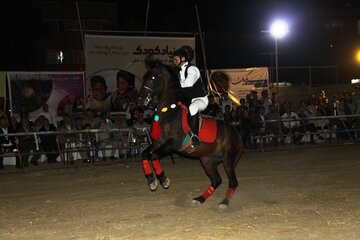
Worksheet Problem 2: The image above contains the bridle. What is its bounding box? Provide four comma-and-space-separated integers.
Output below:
138, 72, 162, 107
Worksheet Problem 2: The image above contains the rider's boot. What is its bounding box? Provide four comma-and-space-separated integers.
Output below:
188, 113, 200, 147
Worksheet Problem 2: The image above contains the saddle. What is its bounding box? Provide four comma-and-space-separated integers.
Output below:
150, 104, 217, 151
181, 106, 217, 144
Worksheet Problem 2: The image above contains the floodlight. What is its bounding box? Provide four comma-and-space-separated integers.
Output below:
270, 20, 289, 39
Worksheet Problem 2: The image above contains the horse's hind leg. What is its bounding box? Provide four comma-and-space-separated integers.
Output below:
219, 144, 244, 209
192, 157, 222, 206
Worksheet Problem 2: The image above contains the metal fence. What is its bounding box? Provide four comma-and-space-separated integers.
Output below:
245, 114, 360, 151
1, 114, 360, 171
0, 127, 151, 170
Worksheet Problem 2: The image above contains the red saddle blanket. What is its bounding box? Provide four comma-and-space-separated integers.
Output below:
181, 107, 217, 143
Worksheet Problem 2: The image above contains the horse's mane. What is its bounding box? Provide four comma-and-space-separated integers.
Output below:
146, 59, 185, 103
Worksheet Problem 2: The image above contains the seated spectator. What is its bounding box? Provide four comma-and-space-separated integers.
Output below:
112, 114, 128, 158
266, 104, 281, 146
72, 96, 85, 118
298, 105, 317, 144
83, 123, 98, 162
133, 109, 149, 129
74, 118, 86, 160
38, 104, 58, 127
144, 106, 155, 125
83, 108, 100, 129
0, 117, 18, 169
18, 117, 41, 167
39, 118, 58, 164
97, 113, 116, 160
281, 105, 301, 144
133, 109, 150, 144
58, 114, 77, 164
252, 106, 272, 146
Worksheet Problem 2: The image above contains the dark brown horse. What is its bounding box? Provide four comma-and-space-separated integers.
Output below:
139, 60, 244, 209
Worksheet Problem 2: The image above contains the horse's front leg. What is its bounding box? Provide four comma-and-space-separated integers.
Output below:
141, 144, 158, 191
141, 139, 174, 191
192, 157, 222, 206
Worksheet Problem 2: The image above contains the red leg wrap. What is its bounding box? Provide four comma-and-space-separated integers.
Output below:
151, 122, 161, 140
152, 159, 163, 175
225, 187, 234, 200
201, 186, 215, 199
142, 159, 152, 175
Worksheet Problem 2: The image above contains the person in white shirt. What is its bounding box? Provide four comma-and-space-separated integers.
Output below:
281, 105, 301, 143
172, 46, 208, 147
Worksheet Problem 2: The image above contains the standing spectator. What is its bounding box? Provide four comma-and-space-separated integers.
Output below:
338, 91, 355, 140
204, 95, 219, 118
223, 105, 233, 123
239, 107, 255, 149
253, 106, 267, 131
9, 117, 19, 132
261, 90, 272, 114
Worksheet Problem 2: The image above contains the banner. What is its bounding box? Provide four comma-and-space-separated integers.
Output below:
0, 72, 6, 111
210, 67, 269, 100
84, 34, 195, 112
7, 72, 85, 121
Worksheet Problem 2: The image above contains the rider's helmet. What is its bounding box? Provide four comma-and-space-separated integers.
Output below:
180, 45, 194, 62
173, 48, 189, 62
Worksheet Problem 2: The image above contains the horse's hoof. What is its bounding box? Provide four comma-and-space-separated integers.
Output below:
218, 203, 228, 210
161, 177, 170, 189
191, 199, 201, 207
149, 179, 158, 191
218, 199, 229, 210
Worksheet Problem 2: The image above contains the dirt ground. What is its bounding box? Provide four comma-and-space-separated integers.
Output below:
1, 145, 360, 240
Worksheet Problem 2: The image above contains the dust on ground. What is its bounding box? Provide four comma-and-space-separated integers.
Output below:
1, 145, 360, 240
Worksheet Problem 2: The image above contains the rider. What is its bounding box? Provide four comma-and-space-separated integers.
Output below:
172, 46, 208, 147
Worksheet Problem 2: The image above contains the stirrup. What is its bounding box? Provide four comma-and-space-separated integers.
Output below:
190, 134, 200, 148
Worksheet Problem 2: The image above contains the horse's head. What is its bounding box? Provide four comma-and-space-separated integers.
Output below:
138, 59, 182, 107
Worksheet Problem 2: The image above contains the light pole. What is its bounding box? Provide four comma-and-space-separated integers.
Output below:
270, 20, 289, 95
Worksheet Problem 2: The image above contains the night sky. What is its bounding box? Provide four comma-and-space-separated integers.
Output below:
1, 0, 360, 80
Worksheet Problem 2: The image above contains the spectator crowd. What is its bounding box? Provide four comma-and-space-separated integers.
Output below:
1, 86, 360, 170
